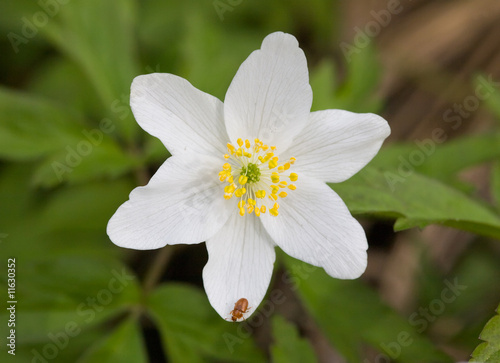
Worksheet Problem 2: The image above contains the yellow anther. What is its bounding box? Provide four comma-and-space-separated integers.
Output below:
221, 138, 297, 218
263, 152, 274, 162
219, 172, 227, 182
224, 185, 234, 193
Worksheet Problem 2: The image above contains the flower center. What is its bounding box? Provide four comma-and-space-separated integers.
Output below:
218, 138, 298, 217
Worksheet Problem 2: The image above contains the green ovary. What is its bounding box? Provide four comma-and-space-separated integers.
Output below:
241, 163, 261, 183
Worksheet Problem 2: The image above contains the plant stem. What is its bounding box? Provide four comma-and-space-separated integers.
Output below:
143, 245, 176, 294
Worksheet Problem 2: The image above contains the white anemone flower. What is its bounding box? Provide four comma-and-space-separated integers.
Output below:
107, 32, 390, 321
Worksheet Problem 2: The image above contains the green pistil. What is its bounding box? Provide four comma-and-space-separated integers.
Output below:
241, 163, 261, 183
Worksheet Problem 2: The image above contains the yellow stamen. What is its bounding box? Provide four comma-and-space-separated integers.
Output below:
219, 138, 298, 218
238, 175, 248, 185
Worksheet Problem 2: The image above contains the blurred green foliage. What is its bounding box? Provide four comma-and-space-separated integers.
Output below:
0, 0, 499, 362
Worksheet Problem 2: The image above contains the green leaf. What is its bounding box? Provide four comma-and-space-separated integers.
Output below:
270, 315, 317, 363
0, 87, 85, 160
27, 57, 103, 117
372, 133, 500, 185
77, 318, 147, 363
336, 44, 383, 113
471, 304, 500, 362
0, 87, 136, 185
179, 15, 262, 101
332, 166, 500, 239
475, 74, 500, 121
283, 256, 452, 363
41, 0, 140, 141
0, 256, 140, 345
0, 164, 133, 260
492, 163, 500, 212
31, 139, 138, 187
147, 283, 264, 363
310, 60, 338, 111
309, 48, 382, 114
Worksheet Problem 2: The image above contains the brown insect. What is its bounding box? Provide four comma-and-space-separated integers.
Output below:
230, 298, 250, 322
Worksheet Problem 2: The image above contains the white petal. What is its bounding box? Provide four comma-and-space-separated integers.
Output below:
260, 176, 367, 279
107, 153, 231, 250
283, 110, 390, 183
224, 32, 312, 150
203, 213, 276, 321
131, 73, 228, 156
